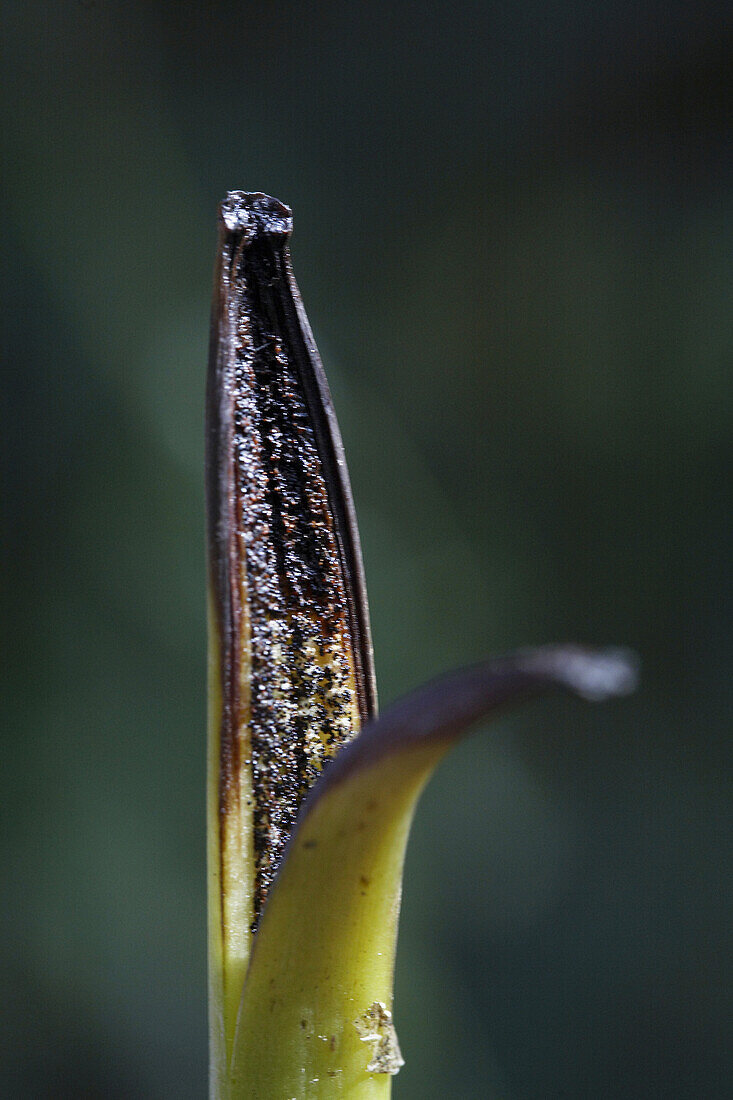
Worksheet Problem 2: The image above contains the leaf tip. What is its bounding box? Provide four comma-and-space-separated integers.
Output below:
523, 645, 640, 702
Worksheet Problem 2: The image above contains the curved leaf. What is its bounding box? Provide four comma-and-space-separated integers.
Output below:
230, 646, 637, 1097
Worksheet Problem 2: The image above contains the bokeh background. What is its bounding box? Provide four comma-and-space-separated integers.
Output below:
3, 3, 731, 1096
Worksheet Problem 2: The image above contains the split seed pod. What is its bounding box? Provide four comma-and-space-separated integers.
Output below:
206, 192, 637, 1099
207, 192, 377, 1073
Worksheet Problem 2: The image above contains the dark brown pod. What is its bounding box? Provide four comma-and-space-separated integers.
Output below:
206, 191, 377, 926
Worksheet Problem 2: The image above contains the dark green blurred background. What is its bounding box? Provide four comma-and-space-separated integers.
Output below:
3, 3, 731, 1096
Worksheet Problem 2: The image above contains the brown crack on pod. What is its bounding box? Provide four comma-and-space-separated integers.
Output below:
354, 1001, 405, 1075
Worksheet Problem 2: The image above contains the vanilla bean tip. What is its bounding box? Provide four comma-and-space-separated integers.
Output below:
219, 191, 293, 241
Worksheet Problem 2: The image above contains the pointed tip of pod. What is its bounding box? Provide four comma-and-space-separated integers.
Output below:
219, 191, 293, 241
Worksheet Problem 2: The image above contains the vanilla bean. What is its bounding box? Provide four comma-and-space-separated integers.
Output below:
206, 192, 376, 922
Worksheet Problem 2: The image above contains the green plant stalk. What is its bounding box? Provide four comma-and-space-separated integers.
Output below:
206, 591, 230, 1098
230, 747, 432, 1098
